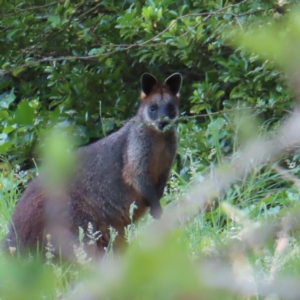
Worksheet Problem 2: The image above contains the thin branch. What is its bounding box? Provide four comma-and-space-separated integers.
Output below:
30, 1, 86, 46
1, 1, 65, 17
178, 107, 254, 120
138, 0, 251, 46
77, 2, 110, 18
178, 14, 212, 39
235, 15, 244, 31
179, 10, 260, 39
0, 43, 166, 76
114, 106, 284, 127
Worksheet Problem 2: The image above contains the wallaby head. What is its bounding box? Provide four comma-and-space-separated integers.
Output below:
139, 73, 182, 131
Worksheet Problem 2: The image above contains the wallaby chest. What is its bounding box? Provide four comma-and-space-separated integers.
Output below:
148, 131, 177, 183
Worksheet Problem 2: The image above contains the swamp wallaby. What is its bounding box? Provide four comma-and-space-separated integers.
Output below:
5, 72, 182, 258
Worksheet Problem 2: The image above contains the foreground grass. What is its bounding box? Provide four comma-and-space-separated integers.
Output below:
1, 152, 300, 300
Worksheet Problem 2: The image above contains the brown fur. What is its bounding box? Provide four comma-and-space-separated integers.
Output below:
4, 73, 182, 258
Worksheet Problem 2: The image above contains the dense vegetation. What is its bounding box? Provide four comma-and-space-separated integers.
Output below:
1, 0, 300, 299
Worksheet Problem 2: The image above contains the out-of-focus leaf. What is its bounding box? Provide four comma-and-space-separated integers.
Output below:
14, 100, 35, 126
228, 10, 300, 69
0, 90, 16, 109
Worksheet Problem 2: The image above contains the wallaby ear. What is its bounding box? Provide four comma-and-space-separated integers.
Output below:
141, 73, 158, 97
165, 73, 182, 96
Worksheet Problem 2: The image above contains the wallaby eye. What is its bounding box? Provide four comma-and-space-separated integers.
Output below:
149, 104, 157, 113
167, 103, 177, 119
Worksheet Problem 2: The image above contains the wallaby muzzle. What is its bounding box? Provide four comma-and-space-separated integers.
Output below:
157, 121, 169, 131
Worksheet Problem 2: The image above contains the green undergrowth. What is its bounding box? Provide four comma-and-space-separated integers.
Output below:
1, 118, 300, 299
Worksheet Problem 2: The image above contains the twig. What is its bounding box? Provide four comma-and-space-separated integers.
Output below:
78, 2, 110, 19
178, 14, 212, 39
178, 8, 261, 39
112, 106, 285, 130
0, 42, 165, 76
1, 1, 65, 17
138, 2, 251, 46
178, 107, 254, 120
235, 15, 244, 31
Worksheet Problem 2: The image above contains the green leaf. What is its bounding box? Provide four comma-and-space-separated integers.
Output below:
0, 142, 13, 154
228, 10, 300, 70
3, 126, 16, 134
88, 47, 106, 56
230, 85, 245, 99
207, 118, 227, 133
0, 110, 10, 120
12, 66, 26, 77
14, 100, 35, 125
64, 0, 70, 8
157, 7, 163, 19
190, 104, 207, 114
0, 133, 8, 144
48, 15, 60, 28
0, 89, 16, 109
105, 58, 113, 66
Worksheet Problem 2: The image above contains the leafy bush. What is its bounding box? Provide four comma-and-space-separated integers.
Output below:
0, 0, 297, 167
